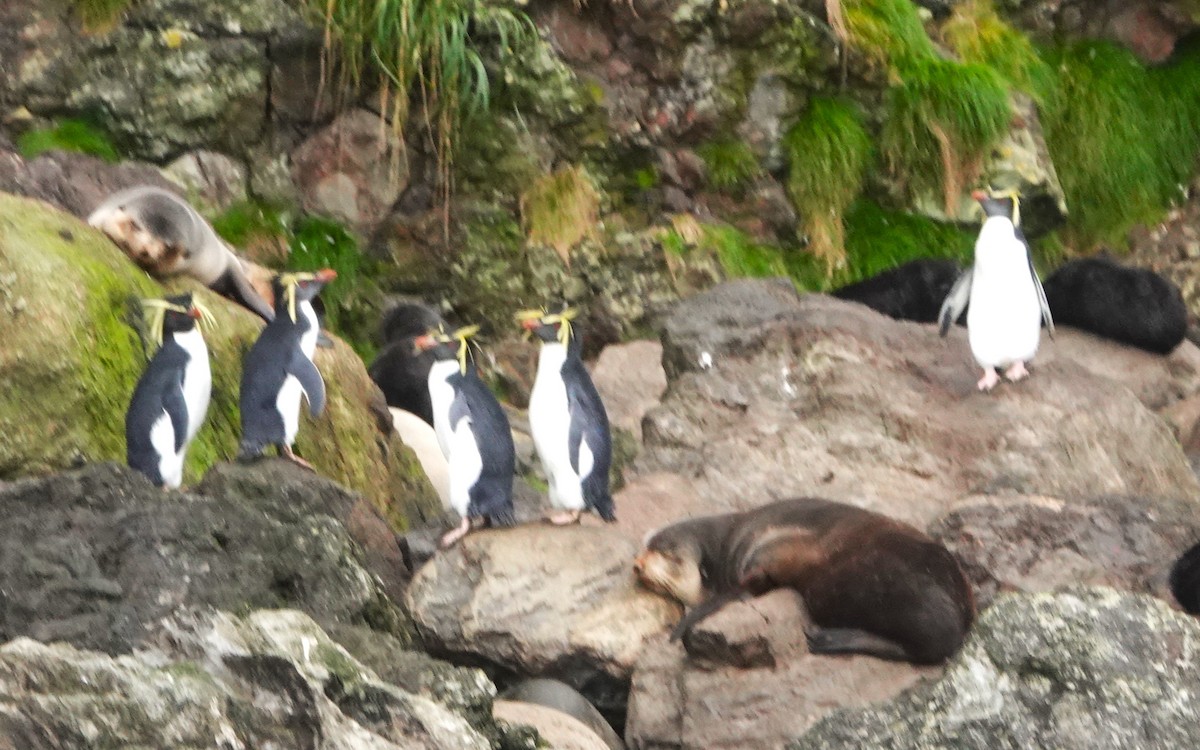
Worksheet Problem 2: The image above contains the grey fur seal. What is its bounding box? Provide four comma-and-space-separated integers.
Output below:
633, 498, 975, 664
87, 185, 275, 321
499, 678, 625, 750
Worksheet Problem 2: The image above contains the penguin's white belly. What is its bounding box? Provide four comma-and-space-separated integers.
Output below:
390, 407, 451, 510
529, 346, 587, 511
968, 270, 1042, 368
277, 375, 303, 445
428, 366, 459, 460
149, 412, 184, 488
176, 329, 211, 445
446, 415, 484, 517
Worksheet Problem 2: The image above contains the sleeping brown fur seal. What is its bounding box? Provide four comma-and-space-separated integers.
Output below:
633, 498, 975, 664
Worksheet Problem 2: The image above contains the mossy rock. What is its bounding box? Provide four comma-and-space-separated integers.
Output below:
0, 191, 438, 529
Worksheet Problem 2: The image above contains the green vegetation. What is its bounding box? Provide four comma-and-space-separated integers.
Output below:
521, 165, 601, 265
72, 0, 133, 30
783, 98, 873, 271
659, 220, 787, 279
209, 199, 291, 264
16, 118, 119, 162
844, 0, 935, 70
1039, 40, 1200, 249
697, 137, 761, 194
308, 0, 535, 199
941, 0, 1053, 100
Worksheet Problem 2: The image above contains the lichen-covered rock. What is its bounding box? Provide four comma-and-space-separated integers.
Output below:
0, 462, 414, 653
788, 587, 1200, 749
0, 607, 497, 749
0, 191, 439, 522
405, 525, 679, 719
162, 149, 248, 213
0, 146, 176, 219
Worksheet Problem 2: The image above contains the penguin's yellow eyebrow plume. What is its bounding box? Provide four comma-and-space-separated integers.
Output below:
516, 306, 579, 347
140, 297, 216, 346
277, 271, 322, 323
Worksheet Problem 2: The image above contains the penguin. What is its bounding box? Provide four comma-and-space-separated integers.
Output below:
88, 185, 276, 322
938, 189, 1054, 391
518, 306, 615, 525
368, 301, 446, 425
414, 325, 516, 547
238, 269, 337, 469
125, 293, 213, 489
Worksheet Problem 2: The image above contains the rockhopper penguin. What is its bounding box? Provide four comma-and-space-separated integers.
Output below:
518, 306, 615, 525
938, 189, 1054, 391
125, 293, 214, 489
414, 325, 516, 548
238, 269, 337, 470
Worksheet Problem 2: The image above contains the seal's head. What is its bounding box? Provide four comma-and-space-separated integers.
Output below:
633, 528, 705, 606
93, 207, 180, 272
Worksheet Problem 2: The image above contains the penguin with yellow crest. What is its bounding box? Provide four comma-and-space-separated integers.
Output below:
414, 324, 516, 547
518, 306, 615, 525
238, 269, 337, 469
125, 293, 215, 489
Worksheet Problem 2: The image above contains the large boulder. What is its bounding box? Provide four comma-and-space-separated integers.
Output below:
0, 191, 439, 523
789, 587, 1200, 748
405, 525, 679, 719
639, 279, 1200, 525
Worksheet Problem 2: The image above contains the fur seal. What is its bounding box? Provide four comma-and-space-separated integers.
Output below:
87, 185, 275, 321
1170, 540, 1200, 614
1042, 256, 1187, 355
832, 259, 964, 324
633, 498, 975, 664
369, 301, 446, 425
499, 678, 625, 750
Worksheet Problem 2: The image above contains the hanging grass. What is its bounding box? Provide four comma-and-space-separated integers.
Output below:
521, 165, 601, 266
782, 97, 873, 272
882, 58, 1012, 212
16, 118, 120, 162
940, 0, 1053, 101
308, 0, 536, 214
1039, 40, 1200, 249
696, 138, 762, 194
843, 0, 936, 70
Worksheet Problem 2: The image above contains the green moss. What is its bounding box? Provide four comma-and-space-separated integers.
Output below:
845, 0, 936, 70
17, 118, 120, 162
941, 0, 1053, 100
782, 97, 873, 271
72, 0, 134, 30
211, 200, 290, 250
1040, 40, 1200, 249
634, 167, 660, 191
882, 57, 1012, 207
697, 137, 762, 194
521, 165, 601, 264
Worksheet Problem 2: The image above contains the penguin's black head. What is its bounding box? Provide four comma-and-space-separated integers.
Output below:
273, 268, 337, 322
516, 306, 579, 346
413, 325, 480, 371
160, 293, 202, 333
973, 189, 1017, 220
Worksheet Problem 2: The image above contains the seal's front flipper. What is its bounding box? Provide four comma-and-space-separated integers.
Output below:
218, 263, 275, 322
805, 627, 910, 661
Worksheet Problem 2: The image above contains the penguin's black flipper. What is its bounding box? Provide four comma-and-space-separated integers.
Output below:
1018, 227, 1055, 338
938, 268, 973, 337
564, 359, 615, 521
456, 374, 516, 527
289, 350, 327, 417
163, 376, 189, 453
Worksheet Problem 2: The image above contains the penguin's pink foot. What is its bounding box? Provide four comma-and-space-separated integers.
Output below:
440, 517, 472, 548
1004, 361, 1029, 382
282, 445, 315, 472
977, 369, 1001, 392
545, 509, 583, 526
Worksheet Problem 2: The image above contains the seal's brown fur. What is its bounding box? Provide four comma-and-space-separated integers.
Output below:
634, 498, 975, 664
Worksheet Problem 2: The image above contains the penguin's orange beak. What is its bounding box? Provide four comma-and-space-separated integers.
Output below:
315, 268, 338, 283
187, 307, 202, 319
413, 334, 434, 353
971, 189, 987, 201
521, 318, 540, 331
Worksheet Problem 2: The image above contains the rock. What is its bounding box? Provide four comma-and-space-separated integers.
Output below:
291, 108, 407, 239
930, 493, 1200, 610
161, 149, 248, 213
0, 191, 440, 522
640, 280, 1200, 525
610, 472, 717, 545
788, 587, 1200, 749
500, 677, 626, 750
0, 607, 499, 749
590, 340, 668, 443
626, 630, 933, 749
680, 588, 810, 669
0, 462, 415, 653
0, 146, 175, 219
1001, 0, 1199, 63
494, 701, 614, 750
405, 525, 680, 718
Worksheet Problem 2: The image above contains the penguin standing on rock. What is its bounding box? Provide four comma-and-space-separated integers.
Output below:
414, 325, 516, 548
125, 293, 214, 489
939, 190, 1054, 391
238, 269, 337, 470
518, 307, 615, 525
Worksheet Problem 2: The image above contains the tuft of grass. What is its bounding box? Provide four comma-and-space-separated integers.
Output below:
940, 0, 1054, 100
844, 0, 936, 70
659, 219, 788, 279
288, 216, 378, 359
521, 165, 601, 266
1039, 40, 1200, 249
882, 57, 1012, 211
73, 0, 134, 31
210, 200, 291, 265
782, 97, 873, 272
697, 138, 762, 194
16, 119, 120, 162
